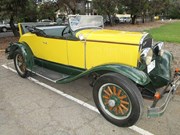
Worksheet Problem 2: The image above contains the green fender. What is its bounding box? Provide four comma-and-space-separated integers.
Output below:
57, 64, 151, 86
7, 42, 34, 69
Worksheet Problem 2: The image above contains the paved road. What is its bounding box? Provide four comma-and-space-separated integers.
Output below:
0, 55, 180, 135
0, 31, 13, 38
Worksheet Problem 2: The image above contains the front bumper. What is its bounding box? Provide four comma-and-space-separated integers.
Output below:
147, 71, 180, 117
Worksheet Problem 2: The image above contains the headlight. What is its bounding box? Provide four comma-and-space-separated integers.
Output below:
141, 48, 153, 65
153, 42, 164, 56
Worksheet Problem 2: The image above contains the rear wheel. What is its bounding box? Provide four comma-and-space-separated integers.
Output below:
93, 73, 143, 127
14, 50, 29, 78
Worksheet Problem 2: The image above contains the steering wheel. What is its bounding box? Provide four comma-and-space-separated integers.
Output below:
62, 26, 70, 36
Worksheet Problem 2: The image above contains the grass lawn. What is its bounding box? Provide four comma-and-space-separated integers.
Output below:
146, 21, 180, 43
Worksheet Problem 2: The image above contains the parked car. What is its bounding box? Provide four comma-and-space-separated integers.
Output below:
0, 23, 10, 32
40, 19, 52, 22
5, 15, 180, 127
0, 22, 18, 32
117, 17, 131, 23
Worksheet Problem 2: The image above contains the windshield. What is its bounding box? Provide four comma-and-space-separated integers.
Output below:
69, 15, 104, 31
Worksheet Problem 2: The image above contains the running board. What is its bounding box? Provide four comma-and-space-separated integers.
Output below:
28, 66, 70, 83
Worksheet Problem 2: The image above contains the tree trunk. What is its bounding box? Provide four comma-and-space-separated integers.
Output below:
107, 14, 112, 26
150, 15, 154, 22
142, 14, 145, 23
10, 15, 19, 37
131, 14, 137, 24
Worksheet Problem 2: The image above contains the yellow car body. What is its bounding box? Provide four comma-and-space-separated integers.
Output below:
19, 27, 144, 69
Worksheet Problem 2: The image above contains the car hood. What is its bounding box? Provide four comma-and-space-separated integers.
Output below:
76, 29, 145, 45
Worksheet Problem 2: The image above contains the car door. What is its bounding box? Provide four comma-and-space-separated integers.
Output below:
62, 27, 85, 69
40, 37, 68, 65
67, 40, 85, 69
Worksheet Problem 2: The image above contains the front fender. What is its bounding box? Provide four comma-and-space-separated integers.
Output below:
58, 64, 150, 86
6, 42, 34, 69
90, 64, 151, 86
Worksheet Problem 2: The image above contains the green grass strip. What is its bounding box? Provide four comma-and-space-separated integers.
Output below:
146, 22, 180, 43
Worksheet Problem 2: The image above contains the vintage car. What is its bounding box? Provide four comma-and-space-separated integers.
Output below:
5, 15, 180, 127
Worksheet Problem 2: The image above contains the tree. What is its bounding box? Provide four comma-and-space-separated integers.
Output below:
0, 0, 27, 36
0, 0, 37, 36
148, 0, 170, 21
168, 0, 180, 19
92, 0, 121, 25
57, 0, 85, 15
121, 0, 149, 24
37, 1, 58, 21
22, 0, 37, 22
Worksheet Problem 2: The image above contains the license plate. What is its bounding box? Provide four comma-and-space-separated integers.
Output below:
147, 60, 155, 73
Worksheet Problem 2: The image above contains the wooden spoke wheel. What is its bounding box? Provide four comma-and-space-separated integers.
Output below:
99, 83, 132, 120
93, 73, 143, 127
14, 50, 29, 78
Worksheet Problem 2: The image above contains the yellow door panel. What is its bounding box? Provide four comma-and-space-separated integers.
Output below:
86, 42, 139, 69
67, 41, 85, 68
41, 38, 68, 65
19, 34, 68, 65
19, 34, 44, 59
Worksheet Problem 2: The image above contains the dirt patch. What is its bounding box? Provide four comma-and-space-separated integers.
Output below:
0, 36, 18, 50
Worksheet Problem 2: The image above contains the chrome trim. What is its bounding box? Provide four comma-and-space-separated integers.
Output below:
140, 33, 149, 45
147, 76, 180, 117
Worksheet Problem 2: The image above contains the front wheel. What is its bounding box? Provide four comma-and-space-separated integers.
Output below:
93, 73, 143, 127
14, 50, 29, 78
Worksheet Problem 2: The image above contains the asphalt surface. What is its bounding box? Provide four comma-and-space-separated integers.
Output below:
0, 31, 13, 38
0, 54, 180, 135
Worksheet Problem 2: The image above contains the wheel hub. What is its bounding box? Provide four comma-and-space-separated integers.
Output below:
110, 95, 121, 106
108, 99, 116, 107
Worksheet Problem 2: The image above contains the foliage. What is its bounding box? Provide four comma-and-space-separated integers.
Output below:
37, 1, 58, 21
0, 0, 26, 36
0, 0, 37, 36
122, 0, 152, 24
92, 0, 121, 25
146, 22, 180, 43
148, 0, 170, 20
57, 0, 85, 14
168, 0, 180, 19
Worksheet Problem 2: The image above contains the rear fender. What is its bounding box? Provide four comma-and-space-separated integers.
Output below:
6, 42, 34, 69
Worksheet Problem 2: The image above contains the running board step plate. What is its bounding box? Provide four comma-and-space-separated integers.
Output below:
29, 66, 69, 83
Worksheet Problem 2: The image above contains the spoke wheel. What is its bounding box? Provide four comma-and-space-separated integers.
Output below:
14, 50, 29, 78
99, 83, 132, 120
93, 73, 143, 127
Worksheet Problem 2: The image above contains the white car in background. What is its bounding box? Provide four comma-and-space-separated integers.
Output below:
0, 22, 18, 32
119, 17, 131, 23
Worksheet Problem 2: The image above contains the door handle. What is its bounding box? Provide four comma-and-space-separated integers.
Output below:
43, 41, 47, 44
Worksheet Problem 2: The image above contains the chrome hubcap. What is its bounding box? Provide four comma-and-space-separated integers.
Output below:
108, 100, 116, 107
